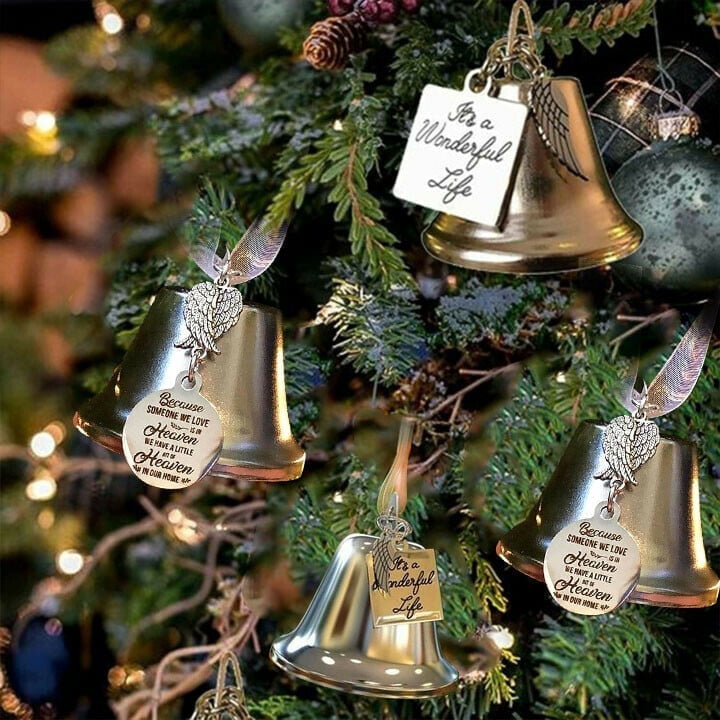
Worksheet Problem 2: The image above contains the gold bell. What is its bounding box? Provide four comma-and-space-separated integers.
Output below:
74, 287, 305, 481
422, 2, 642, 274
496, 421, 719, 608
270, 534, 459, 698
423, 76, 643, 274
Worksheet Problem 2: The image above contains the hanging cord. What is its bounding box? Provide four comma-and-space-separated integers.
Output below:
651, 3, 684, 112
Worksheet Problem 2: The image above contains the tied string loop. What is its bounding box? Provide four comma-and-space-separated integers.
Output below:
376, 492, 411, 543
464, 0, 546, 93
191, 652, 252, 720
619, 297, 719, 419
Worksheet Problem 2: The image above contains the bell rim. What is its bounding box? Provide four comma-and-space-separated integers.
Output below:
496, 540, 720, 609
74, 411, 306, 482
422, 224, 643, 275
269, 641, 459, 699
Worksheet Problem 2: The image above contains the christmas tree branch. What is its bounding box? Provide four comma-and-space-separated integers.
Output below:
121, 533, 222, 654
537, 0, 656, 59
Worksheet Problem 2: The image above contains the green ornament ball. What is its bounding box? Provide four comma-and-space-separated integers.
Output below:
218, 0, 311, 53
612, 140, 720, 302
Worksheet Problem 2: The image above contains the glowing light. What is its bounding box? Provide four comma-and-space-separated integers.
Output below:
320, 656, 336, 665
22, 110, 59, 154
37, 509, 55, 530
332, 491, 344, 504
167, 508, 183, 524
101, 11, 124, 34
414, 668, 423, 674
108, 664, 145, 689
57, 549, 84, 575
555, 372, 567, 384
19, 110, 37, 126
46, 421, 67, 443
108, 665, 126, 688
384, 668, 400, 676
95, 2, 124, 34
35, 111, 57, 133
0, 210, 11, 236
167, 507, 202, 545
349, 658, 362, 664
26, 472, 57, 501
136, 13, 151, 30
333, 119, 344, 131
29, 431, 57, 459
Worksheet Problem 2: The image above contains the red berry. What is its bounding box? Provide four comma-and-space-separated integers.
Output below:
328, 0, 355, 15
377, 0, 398, 22
400, 0, 421, 12
357, 0, 381, 21
358, 0, 399, 22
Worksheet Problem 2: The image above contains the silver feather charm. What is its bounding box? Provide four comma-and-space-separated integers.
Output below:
370, 529, 399, 594
176, 281, 243, 354
530, 79, 588, 181
595, 414, 660, 489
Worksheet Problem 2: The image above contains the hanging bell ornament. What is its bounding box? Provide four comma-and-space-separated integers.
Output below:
498, 300, 720, 610
393, 0, 642, 274
75, 218, 305, 483
190, 652, 252, 720
270, 417, 459, 697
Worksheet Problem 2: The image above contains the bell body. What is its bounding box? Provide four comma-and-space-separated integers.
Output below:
270, 534, 459, 698
497, 421, 719, 607
423, 78, 643, 274
74, 287, 305, 481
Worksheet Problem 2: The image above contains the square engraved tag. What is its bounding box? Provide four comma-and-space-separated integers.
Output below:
366, 547, 444, 627
393, 84, 528, 229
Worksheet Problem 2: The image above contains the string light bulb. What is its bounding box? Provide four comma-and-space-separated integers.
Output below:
56, 549, 84, 575
29, 431, 56, 459
167, 507, 203, 545
20, 110, 59, 155
25, 470, 57, 501
95, 2, 124, 35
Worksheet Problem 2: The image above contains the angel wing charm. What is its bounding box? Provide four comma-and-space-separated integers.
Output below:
176, 281, 243, 354
530, 79, 588, 181
595, 415, 660, 488
370, 530, 399, 594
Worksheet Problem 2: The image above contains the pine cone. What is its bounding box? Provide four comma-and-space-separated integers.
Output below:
303, 13, 367, 71
0, 688, 22, 716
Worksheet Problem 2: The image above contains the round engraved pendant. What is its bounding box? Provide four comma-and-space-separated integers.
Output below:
543, 503, 640, 615
122, 372, 223, 489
